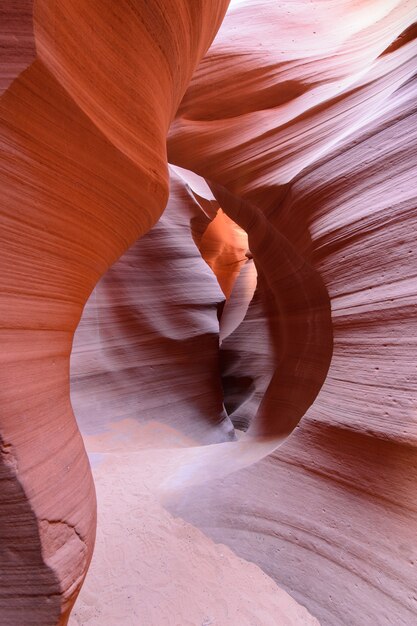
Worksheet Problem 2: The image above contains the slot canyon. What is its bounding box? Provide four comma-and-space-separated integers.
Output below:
1, 1, 416, 624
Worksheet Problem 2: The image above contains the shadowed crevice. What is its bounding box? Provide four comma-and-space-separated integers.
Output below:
0, 437, 61, 626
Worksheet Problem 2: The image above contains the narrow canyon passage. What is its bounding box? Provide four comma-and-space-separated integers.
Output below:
1, 1, 417, 625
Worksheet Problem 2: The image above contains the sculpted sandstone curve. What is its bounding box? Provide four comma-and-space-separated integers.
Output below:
0, 1, 229, 623
69, 170, 320, 624
1, 1, 417, 625
166, 1, 417, 624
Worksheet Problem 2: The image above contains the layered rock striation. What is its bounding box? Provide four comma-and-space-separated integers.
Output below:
1, 0, 417, 624
0, 1, 229, 623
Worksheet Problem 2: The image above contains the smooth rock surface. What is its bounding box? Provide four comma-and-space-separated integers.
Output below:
167, 1, 417, 624
2, 1, 417, 625
0, 1, 229, 623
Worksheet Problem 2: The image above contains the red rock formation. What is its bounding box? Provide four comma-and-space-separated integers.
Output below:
197, 208, 249, 298
0, 1, 229, 623
166, 1, 417, 624
69, 164, 324, 624
2, 0, 417, 624
0, 0, 35, 94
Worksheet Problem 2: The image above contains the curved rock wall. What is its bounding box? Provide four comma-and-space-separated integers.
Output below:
0, 1, 229, 623
2, 0, 417, 624
166, 1, 417, 624
71, 170, 234, 445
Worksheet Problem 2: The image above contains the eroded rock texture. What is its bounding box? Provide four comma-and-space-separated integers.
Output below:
71, 170, 234, 445
166, 1, 417, 624
0, 1, 229, 623
1, 0, 417, 625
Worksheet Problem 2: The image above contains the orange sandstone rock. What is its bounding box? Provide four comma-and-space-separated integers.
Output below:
0, 1, 229, 623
